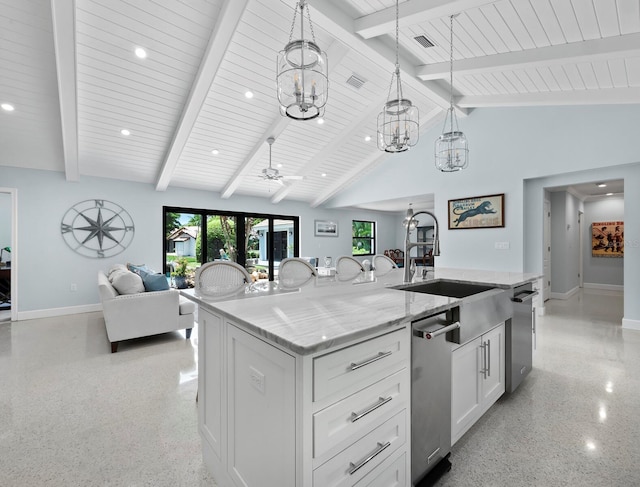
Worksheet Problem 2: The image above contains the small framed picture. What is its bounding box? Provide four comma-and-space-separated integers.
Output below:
448, 193, 505, 229
314, 220, 338, 237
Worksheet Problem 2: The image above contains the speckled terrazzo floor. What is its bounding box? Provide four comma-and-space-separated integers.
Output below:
437, 288, 638, 487
0, 289, 635, 486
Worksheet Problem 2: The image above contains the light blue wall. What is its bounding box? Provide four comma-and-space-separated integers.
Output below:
3, 167, 399, 315
329, 104, 640, 323
583, 196, 624, 287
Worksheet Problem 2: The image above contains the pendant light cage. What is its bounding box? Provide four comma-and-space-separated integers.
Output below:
435, 14, 469, 172
277, 1, 328, 121
377, 0, 419, 152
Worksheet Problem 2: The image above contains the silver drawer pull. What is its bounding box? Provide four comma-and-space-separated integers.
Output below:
350, 351, 392, 371
351, 396, 392, 422
348, 441, 391, 475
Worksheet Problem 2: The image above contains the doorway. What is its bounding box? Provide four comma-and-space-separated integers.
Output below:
0, 188, 17, 322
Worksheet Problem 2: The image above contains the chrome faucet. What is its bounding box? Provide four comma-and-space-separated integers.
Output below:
404, 210, 440, 283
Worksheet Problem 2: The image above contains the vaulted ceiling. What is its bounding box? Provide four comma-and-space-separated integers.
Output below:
2, 0, 639, 208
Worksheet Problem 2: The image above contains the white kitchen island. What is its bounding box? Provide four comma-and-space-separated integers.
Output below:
182, 268, 538, 487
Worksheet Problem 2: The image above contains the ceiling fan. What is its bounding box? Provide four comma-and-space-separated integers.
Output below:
260, 137, 304, 185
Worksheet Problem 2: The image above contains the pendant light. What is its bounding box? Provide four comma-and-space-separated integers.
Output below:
377, 0, 419, 153
277, 0, 328, 121
402, 203, 418, 231
435, 14, 468, 172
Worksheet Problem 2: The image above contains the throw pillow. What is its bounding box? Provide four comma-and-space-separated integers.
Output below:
142, 273, 170, 292
110, 269, 145, 295
108, 264, 128, 277
127, 263, 151, 276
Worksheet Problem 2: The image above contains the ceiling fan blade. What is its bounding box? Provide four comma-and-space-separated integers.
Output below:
282, 175, 304, 180
276, 178, 285, 186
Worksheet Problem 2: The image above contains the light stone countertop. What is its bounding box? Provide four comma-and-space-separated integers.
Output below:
182, 267, 540, 355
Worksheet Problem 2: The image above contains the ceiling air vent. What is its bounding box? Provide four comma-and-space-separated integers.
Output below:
346, 74, 366, 90
414, 35, 435, 48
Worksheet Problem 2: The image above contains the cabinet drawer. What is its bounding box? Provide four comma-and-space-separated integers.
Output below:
314, 328, 408, 403
314, 369, 408, 459
354, 451, 407, 487
313, 409, 406, 487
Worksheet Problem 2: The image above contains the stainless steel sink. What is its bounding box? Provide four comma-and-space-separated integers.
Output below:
397, 280, 495, 298
396, 279, 512, 344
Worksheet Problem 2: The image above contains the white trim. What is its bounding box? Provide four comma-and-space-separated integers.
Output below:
536, 306, 546, 316
583, 282, 624, 292
17, 303, 102, 321
550, 286, 580, 300
622, 318, 640, 331
0, 187, 17, 322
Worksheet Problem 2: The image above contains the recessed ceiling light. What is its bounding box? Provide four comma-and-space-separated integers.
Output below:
277, 163, 283, 168
134, 47, 147, 59
606, 193, 613, 196
211, 149, 219, 155
245, 91, 254, 99
317, 118, 325, 125
120, 129, 131, 136
597, 183, 607, 188
364, 135, 371, 142
1, 103, 15, 112
321, 173, 327, 177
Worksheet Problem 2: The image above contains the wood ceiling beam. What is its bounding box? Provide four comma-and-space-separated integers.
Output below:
311, 107, 443, 208
155, 0, 248, 191
456, 88, 640, 108
51, 0, 79, 182
417, 33, 640, 80
307, 0, 467, 115
270, 95, 389, 204
354, 0, 495, 40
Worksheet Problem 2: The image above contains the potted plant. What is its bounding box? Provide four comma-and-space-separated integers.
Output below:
171, 257, 189, 289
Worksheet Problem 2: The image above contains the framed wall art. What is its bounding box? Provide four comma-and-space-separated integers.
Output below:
592, 221, 623, 257
314, 220, 338, 237
448, 193, 504, 230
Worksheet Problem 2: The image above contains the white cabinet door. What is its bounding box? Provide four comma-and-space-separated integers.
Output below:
480, 323, 505, 412
227, 324, 296, 487
451, 337, 482, 445
199, 308, 224, 461
451, 322, 505, 445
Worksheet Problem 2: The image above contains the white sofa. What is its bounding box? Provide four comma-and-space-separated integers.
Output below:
98, 269, 195, 352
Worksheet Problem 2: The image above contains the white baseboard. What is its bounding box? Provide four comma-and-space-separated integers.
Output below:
583, 282, 624, 292
550, 286, 580, 300
17, 303, 102, 321
622, 318, 640, 331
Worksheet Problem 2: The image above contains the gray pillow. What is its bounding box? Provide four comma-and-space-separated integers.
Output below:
142, 273, 170, 292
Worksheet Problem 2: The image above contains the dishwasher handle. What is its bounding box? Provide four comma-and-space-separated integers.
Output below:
414, 321, 460, 340
511, 290, 538, 303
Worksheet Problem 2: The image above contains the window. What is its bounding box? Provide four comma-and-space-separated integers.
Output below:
164, 206, 299, 282
352, 220, 375, 256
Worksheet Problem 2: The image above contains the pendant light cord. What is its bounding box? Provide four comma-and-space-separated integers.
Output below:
449, 14, 454, 134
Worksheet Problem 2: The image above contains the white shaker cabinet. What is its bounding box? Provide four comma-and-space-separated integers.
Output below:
197, 306, 411, 487
451, 322, 505, 445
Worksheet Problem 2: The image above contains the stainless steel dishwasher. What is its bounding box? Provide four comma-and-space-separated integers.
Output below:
411, 310, 460, 486
506, 283, 538, 393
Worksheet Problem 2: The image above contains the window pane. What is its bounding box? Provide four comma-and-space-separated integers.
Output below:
352, 220, 375, 256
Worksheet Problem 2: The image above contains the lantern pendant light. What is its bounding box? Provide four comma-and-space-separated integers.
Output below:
377, 0, 419, 153
277, 0, 328, 121
435, 14, 469, 172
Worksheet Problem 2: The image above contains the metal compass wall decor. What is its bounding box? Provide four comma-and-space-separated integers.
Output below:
61, 199, 135, 258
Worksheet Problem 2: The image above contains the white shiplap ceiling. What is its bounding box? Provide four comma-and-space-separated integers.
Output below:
1, 0, 639, 208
